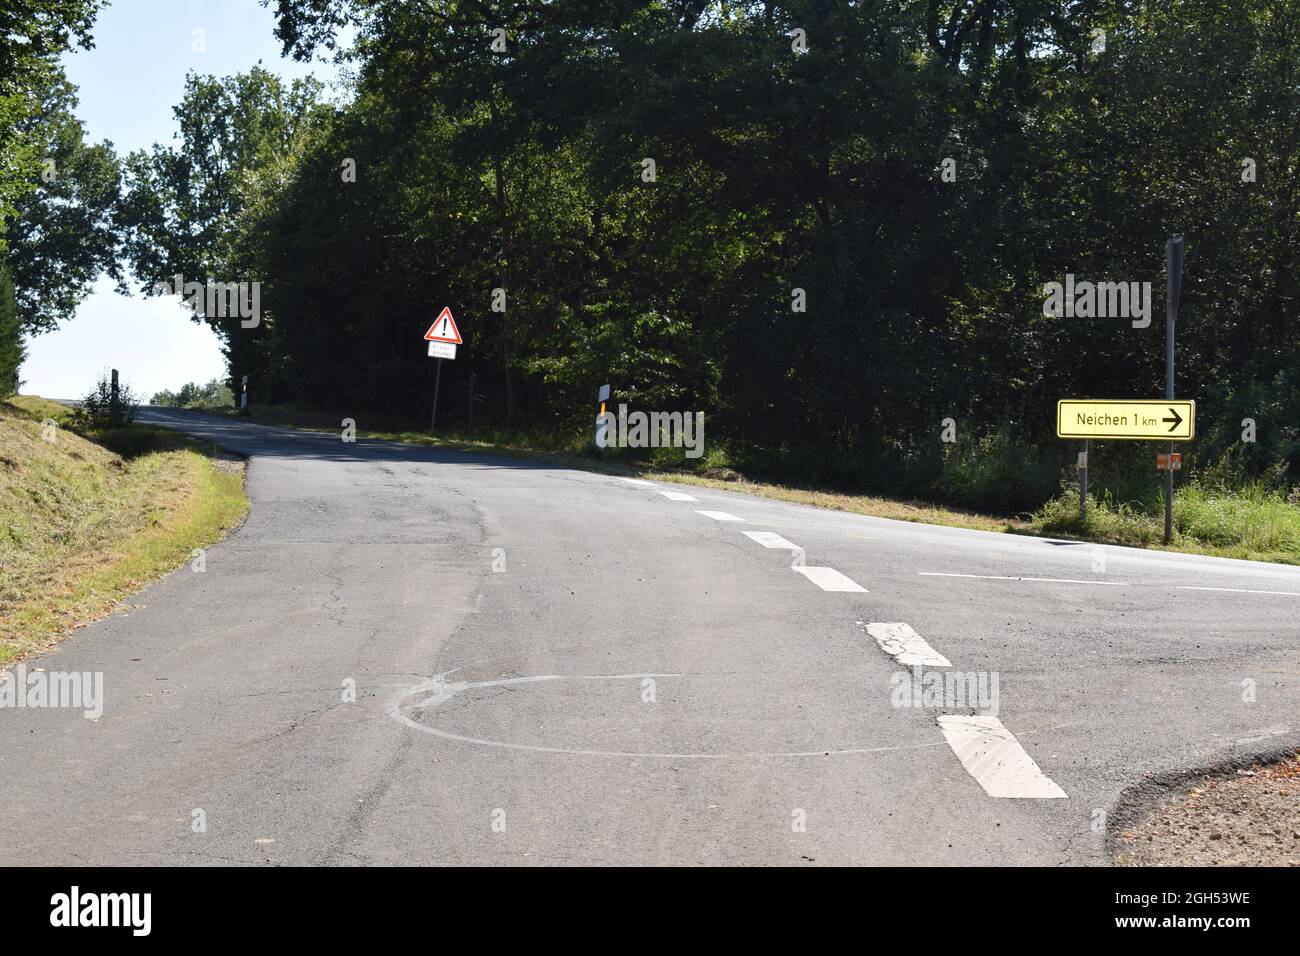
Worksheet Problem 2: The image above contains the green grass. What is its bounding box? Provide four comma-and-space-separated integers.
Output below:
0, 396, 250, 665
6, 394, 75, 423
1029, 483, 1300, 565
1175, 483, 1300, 556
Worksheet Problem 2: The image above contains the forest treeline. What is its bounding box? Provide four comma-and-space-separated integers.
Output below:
1, 2, 119, 400
6, 1, 1300, 512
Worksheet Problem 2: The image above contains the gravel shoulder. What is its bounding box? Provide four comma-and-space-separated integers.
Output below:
1115, 754, 1300, 866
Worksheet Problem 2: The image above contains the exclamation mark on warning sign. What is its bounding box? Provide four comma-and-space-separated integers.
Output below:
424, 307, 462, 345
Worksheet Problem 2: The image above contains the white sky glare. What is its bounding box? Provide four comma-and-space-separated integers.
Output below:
21, 0, 342, 400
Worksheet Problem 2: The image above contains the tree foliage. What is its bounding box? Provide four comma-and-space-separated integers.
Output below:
76, 370, 137, 427
0, 0, 103, 241
1, 1, 120, 351
5, 75, 122, 334
152, 378, 235, 409
119, 0, 1300, 507
0, 253, 24, 398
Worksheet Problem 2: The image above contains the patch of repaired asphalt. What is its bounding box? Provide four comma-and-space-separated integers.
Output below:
1115, 753, 1300, 866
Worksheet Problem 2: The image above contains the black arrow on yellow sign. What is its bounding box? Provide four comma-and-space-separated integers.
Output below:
1162, 407, 1184, 432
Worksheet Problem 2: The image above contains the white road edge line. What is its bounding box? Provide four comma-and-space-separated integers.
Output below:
860, 622, 951, 667
919, 572, 1127, 586
657, 491, 698, 501
937, 715, 1068, 799
615, 477, 656, 486
741, 531, 800, 549
1177, 586, 1300, 596
793, 566, 867, 592
696, 510, 744, 522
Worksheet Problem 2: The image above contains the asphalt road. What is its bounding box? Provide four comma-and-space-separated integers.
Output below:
2, 407, 1297, 865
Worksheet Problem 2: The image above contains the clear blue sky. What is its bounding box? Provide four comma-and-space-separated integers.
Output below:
21, 0, 343, 400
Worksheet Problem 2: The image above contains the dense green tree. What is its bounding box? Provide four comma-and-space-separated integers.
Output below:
5, 76, 122, 334
118, 66, 326, 389
0, 0, 100, 396
151, 378, 235, 409
115, 0, 1300, 508
0, 0, 103, 241
0, 253, 24, 398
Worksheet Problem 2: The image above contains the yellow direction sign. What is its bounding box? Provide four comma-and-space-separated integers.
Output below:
1056, 399, 1195, 441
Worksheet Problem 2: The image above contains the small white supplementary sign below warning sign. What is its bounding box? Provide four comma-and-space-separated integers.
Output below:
425, 306, 463, 345
428, 341, 456, 360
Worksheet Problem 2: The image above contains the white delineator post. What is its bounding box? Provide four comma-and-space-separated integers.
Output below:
595, 385, 611, 447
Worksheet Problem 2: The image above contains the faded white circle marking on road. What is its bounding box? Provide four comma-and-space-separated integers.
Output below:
390, 673, 945, 760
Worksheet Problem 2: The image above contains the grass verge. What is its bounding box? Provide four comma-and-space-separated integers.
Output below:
0, 396, 250, 666
7, 394, 75, 422
1029, 484, 1300, 565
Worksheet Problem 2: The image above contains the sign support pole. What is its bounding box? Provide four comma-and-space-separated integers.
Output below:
1080, 439, 1089, 523
423, 306, 461, 432
431, 357, 443, 433
1165, 235, 1184, 545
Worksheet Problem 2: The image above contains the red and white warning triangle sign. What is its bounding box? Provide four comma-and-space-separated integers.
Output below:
424, 306, 462, 345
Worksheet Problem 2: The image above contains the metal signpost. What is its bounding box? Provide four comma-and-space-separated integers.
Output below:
1056, 398, 1195, 531
1055, 236, 1189, 542
424, 307, 462, 432
1164, 235, 1184, 544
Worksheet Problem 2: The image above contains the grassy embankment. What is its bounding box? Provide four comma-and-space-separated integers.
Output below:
0, 395, 249, 665
216, 402, 1300, 565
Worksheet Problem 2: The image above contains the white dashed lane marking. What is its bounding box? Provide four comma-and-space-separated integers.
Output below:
615, 477, 656, 486
741, 531, 800, 549
738, 530, 864, 590
922, 574, 1300, 595
793, 566, 867, 592
696, 510, 744, 522
1177, 586, 1300, 597
860, 622, 951, 667
920, 572, 1126, 586
654, 488, 1068, 799
937, 715, 1067, 799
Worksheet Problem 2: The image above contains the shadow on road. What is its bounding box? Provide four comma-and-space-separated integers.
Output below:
137, 405, 561, 471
